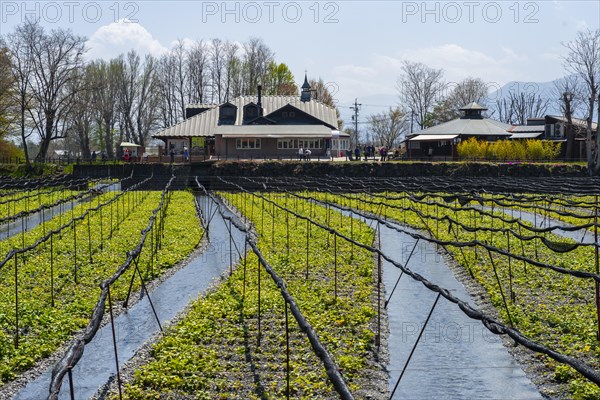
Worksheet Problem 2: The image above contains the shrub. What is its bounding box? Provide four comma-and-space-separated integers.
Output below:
525, 139, 545, 160
457, 138, 561, 161
457, 137, 479, 160
542, 141, 561, 159
0, 140, 24, 162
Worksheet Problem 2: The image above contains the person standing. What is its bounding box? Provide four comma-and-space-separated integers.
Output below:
170, 149, 175, 163
183, 147, 189, 162
298, 146, 304, 161
304, 148, 311, 161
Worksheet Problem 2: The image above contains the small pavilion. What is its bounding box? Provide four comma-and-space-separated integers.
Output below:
406, 103, 512, 159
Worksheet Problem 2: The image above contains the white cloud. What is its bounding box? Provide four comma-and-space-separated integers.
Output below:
86, 19, 168, 60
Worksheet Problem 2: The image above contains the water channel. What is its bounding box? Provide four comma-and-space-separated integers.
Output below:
0, 182, 121, 242
14, 195, 246, 400
339, 208, 543, 399
490, 205, 595, 244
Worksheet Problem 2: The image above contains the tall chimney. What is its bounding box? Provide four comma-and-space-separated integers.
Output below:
257, 84, 263, 116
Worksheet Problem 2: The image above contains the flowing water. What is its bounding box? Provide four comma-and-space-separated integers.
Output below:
344, 209, 543, 399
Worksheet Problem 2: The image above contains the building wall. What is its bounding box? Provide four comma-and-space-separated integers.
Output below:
216, 136, 329, 158
408, 141, 454, 158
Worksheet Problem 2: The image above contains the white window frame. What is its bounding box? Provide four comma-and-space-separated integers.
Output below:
298, 139, 322, 149
236, 138, 261, 149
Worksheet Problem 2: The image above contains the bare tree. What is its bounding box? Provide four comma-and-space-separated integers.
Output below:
511, 91, 550, 125
396, 60, 445, 129
173, 40, 189, 120
25, 22, 86, 162
493, 97, 516, 124
369, 107, 408, 148
242, 37, 274, 95
0, 45, 15, 138
210, 38, 225, 103
492, 91, 550, 125
157, 52, 179, 127
118, 51, 160, 148
309, 77, 342, 128
553, 75, 585, 159
4, 19, 40, 168
563, 28, 600, 173
426, 77, 489, 125
66, 64, 95, 158
223, 41, 241, 101
447, 77, 489, 107
187, 39, 209, 104
89, 58, 122, 158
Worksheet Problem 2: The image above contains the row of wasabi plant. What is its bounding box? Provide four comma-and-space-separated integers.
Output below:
321, 191, 599, 399
0, 189, 201, 384
118, 191, 383, 399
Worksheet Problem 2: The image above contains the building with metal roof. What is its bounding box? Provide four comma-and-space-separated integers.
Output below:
406, 103, 512, 158
152, 80, 347, 159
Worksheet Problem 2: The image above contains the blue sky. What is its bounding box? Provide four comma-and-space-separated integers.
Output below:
1, 1, 599, 114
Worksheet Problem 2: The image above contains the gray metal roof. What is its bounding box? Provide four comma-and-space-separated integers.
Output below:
460, 102, 487, 111
509, 125, 545, 133
153, 96, 338, 138
409, 134, 458, 141
185, 103, 216, 109
215, 125, 335, 138
411, 118, 512, 137
546, 115, 598, 130
510, 132, 544, 139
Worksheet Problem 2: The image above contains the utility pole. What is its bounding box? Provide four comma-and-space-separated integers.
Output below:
350, 98, 362, 146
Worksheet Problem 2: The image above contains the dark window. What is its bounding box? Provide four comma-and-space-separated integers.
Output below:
244, 105, 258, 120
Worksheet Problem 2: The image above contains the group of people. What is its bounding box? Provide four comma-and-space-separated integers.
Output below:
298, 146, 312, 161
90, 151, 107, 162
351, 145, 392, 161
169, 147, 190, 163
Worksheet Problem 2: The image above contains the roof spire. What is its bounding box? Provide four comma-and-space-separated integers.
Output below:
301, 72, 311, 102
302, 72, 311, 89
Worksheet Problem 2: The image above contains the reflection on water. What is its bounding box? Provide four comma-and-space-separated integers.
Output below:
350, 209, 542, 399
